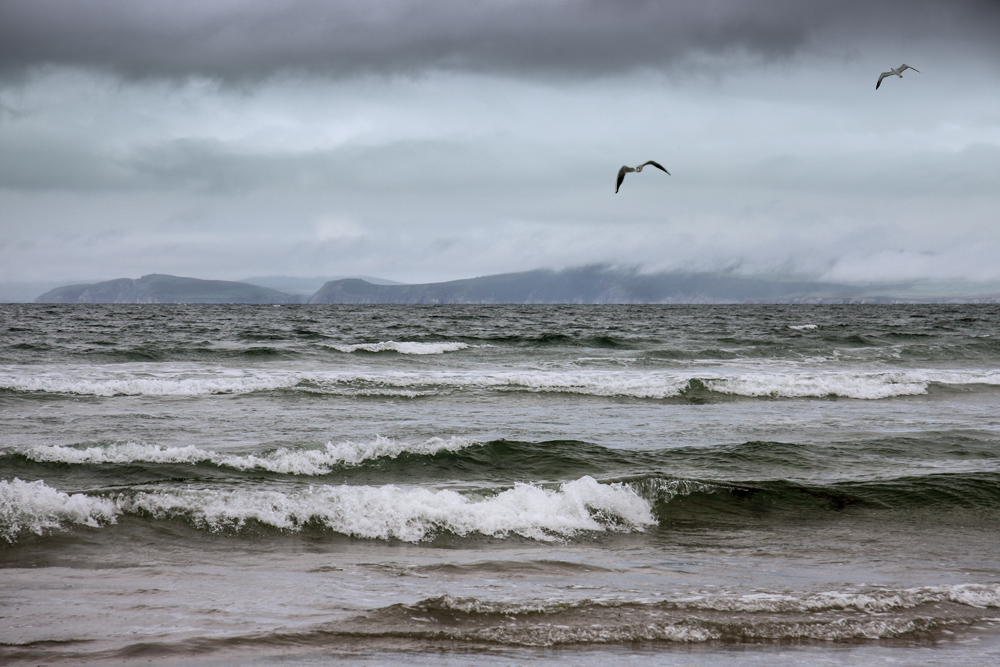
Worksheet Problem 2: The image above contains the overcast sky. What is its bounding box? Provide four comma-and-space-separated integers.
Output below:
1, 0, 999, 289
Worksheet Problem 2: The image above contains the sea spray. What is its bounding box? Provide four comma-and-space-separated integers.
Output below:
0, 478, 119, 542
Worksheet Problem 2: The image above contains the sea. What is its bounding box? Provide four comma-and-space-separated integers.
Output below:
1, 303, 999, 666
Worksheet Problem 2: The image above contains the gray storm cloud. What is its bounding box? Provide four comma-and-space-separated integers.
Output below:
1, 0, 999, 292
2, 0, 998, 82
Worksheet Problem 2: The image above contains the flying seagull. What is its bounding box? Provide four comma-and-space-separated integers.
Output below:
876, 64, 919, 90
616, 160, 670, 193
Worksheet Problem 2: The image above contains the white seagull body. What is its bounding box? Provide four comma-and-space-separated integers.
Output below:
876, 64, 919, 90
616, 160, 670, 193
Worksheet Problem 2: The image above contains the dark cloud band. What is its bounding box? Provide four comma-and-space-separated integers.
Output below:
2, 0, 997, 82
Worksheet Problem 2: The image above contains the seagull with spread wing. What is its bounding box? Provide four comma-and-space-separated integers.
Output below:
876, 64, 920, 90
616, 160, 670, 193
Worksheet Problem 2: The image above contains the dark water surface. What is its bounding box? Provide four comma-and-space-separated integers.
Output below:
2, 304, 999, 665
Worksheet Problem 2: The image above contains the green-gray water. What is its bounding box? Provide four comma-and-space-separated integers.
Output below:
2, 304, 999, 665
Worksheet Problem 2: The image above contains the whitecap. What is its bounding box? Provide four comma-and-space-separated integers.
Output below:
13, 436, 476, 474
380, 587, 1000, 644
324, 370, 690, 400
675, 584, 1000, 613
119, 475, 655, 541
7, 365, 999, 401
0, 478, 119, 542
705, 371, 930, 399
330, 341, 470, 355
0, 373, 298, 397
706, 370, 1000, 400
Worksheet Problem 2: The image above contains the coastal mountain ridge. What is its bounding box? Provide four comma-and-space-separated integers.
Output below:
308, 268, 860, 304
32, 268, 1000, 304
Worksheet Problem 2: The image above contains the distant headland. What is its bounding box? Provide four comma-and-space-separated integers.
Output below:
25, 266, 1000, 304
27, 267, 1000, 305
34, 274, 297, 304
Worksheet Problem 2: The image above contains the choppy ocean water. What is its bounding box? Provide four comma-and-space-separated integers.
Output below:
2, 303, 999, 666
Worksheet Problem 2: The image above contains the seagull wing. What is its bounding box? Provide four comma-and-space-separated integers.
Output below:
641, 160, 670, 175
616, 166, 628, 193
899, 64, 919, 73
876, 71, 892, 89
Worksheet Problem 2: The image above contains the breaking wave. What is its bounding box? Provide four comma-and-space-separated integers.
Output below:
0, 478, 118, 542
9, 436, 475, 474
336, 586, 1000, 645
0, 476, 655, 543
5, 366, 1000, 399
7, 464, 998, 544
136, 587, 996, 649
0, 371, 300, 397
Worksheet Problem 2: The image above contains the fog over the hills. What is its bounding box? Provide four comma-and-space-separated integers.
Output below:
1, 0, 999, 289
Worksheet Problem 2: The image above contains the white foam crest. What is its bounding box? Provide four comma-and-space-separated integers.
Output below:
706, 372, 930, 399
219, 436, 474, 473
492, 372, 687, 399
331, 370, 690, 400
925, 369, 1000, 386
788, 324, 818, 331
469, 622, 718, 645
675, 584, 1000, 613
0, 478, 119, 542
119, 476, 655, 541
15, 436, 477, 474
1, 374, 298, 397
389, 594, 964, 645
323, 368, 1000, 400
20, 442, 213, 465
311, 435, 473, 467
466, 619, 938, 644
352, 389, 431, 398
709, 369, 1000, 399
8, 366, 998, 400
944, 583, 1000, 608
331, 341, 470, 354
